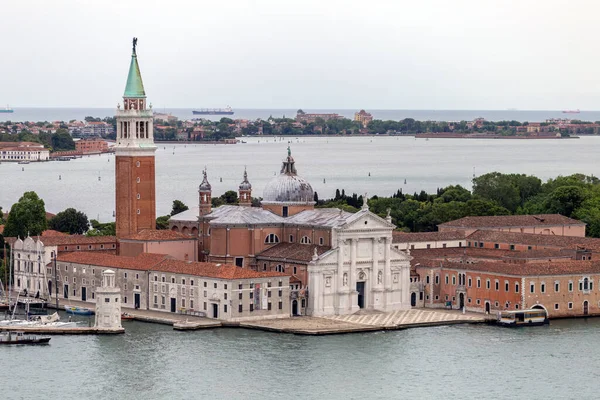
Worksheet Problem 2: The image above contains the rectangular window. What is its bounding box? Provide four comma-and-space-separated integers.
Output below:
452, 276, 456, 285
554, 303, 559, 310
224, 293, 227, 300
250, 304, 254, 312
278, 301, 283, 310
555, 282, 560, 292
494, 243, 499, 249
268, 302, 272, 310
250, 292, 253, 299
239, 292, 242, 300
568, 302, 573, 309
224, 284, 227, 290
426, 276, 431, 284
505, 282, 509, 292
203, 302, 207, 310
204, 282, 207, 287
515, 283, 520, 293
530, 283, 535, 293
214, 283, 217, 289
278, 290, 282, 297
268, 290, 272, 298
495, 281, 499, 291
541, 283, 546, 293
510, 245, 515, 251
468, 278, 472, 287
486, 280, 490, 289
224, 305, 228, 313
569, 282, 573, 292
435, 275, 439, 285
477, 278, 481, 288
238, 304, 243, 313
104, 298, 110, 303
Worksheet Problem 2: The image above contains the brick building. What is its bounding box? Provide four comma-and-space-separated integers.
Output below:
75, 138, 109, 154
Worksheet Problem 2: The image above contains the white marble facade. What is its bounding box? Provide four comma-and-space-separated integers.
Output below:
307, 208, 412, 316
12, 237, 53, 297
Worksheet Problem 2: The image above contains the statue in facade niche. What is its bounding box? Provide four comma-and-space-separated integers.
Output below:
343, 273, 348, 286
378, 270, 383, 284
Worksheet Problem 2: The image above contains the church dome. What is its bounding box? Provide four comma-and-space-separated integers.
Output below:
262, 149, 314, 205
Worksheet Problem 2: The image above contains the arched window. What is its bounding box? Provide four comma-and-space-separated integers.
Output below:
275, 265, 285, 273
583, 277, 590, 291
265, 234, 280, 244
300, 236, 311, 244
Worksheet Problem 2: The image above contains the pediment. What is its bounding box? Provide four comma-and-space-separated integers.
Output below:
339, 209, 395, 231
390, 246, 412, 261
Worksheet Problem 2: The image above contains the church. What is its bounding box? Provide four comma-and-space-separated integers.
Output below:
169, 149, 413, 316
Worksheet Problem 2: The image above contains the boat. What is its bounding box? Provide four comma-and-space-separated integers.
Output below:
562, 109, 580, 114
0, 332, 50, 345
0, 312, 78, 328
17, 161, 30, 165
192, 106, 234, 115
496, 309, 549, 327
0, 105, 13, 114
121, 312, 134, 321
64, 305, 94, 315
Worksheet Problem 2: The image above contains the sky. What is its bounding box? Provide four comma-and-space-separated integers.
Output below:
1, 0, 599, 110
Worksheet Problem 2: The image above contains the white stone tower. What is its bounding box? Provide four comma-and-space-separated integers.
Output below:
94, 269, 122, 330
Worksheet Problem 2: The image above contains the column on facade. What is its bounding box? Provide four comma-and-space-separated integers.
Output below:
371, 237, 378, 287
337, 239, 344, 292
349, 238, 357, 291
384, 237, 391, 290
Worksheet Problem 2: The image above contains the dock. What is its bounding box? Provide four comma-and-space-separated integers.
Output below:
0, 325, 124, 335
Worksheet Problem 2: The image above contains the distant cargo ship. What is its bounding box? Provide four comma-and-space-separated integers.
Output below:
562, 109, 580, 114
192, 106, 234, 115
0, 105, 14, 113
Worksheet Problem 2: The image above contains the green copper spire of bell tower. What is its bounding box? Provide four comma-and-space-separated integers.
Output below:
123, 37, 146, 98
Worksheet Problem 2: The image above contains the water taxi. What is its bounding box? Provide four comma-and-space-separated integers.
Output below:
497, 309, 549, 327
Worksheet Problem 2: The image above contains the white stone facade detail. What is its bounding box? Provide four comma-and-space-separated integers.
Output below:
307, 209, 412, 316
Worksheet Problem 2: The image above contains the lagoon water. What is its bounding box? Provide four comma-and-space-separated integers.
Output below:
2, 318, 600, 399
2, 135, 600, 221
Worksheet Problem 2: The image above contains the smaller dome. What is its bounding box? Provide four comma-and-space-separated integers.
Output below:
199, 169, 211, 191
239, 168, 252, 191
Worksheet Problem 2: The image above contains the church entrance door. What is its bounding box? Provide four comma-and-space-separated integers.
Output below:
356, 282, 365, 308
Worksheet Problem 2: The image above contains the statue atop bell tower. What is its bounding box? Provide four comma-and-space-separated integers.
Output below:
115, 38, 157, 239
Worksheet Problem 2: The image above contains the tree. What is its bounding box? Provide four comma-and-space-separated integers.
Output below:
171, 200, 189, 216
544, 186, 589, 217
49, 208, 89, 234
86, 220, 115, 236
3, 192, 48, 238
51, 129, 75, 151
222, 190, 238, 204
156, 215, 170, 230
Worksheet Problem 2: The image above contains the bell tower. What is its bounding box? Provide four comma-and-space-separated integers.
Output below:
239, 167, 252, 207
199, 168, 212, 216
115, 38, 157, 238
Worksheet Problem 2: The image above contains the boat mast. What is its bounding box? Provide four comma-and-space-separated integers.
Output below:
54, 252, 58, 311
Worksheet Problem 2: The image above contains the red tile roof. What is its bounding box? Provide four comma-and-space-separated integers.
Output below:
467, 230, 600, 252
56, 252, 168, 271
40, 235, 117, 246
393, 230, 466, 243
153, 259, 289, 280
120, 229, 194, 241
439, 260, 600, 276
55, 252, 289, 280
41, 230, 68, 237
257, 243, 331, 263
439, 214, 584, 229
